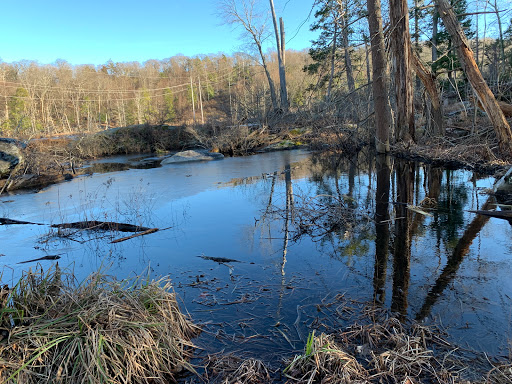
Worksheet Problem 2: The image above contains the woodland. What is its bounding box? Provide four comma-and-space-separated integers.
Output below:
0, 0, 510, 165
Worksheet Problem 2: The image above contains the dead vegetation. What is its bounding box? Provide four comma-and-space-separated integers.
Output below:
204, 354, 273, 384
0, 265, 198, 383
284, 332, 367, 383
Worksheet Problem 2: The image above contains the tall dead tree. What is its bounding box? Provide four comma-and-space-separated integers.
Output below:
436, 0, 512, 153
389, 0, 415, 143
269, 0, 289, 111
367, 0, 390, 153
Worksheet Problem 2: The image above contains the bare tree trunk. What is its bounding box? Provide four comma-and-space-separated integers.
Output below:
432, 6, 439, 63
269, 0, 288, 111
390, 0, 415, 143
436, 0, 512, 153
341, 12, 355, 94
367, 0, 390, 153
411, 52, 444, 135
256, 42, 279, 111
327, 22, 337, 100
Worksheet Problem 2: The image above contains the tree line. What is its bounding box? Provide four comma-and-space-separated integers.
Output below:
0, 52, 315, 137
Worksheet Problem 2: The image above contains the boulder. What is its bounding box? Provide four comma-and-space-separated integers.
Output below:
0, 138, 25, 177
161, 149, 224, 165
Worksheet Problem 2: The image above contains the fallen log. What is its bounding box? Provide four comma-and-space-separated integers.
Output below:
473, 99, 512, 118
52, 221, 151, 232
110, 228, 159, 243
198, 255, 241, 263
18, 255, 61, 264
0, 218, 43, 225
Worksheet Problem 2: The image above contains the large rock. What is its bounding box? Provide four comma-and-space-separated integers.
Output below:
0, 138, 25, 177
161, 150, 224, 164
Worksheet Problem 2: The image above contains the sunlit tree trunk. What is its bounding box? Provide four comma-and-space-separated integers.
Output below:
327, 22, 337, 100
436, 0, 512, 153
390, 0, 415, 143
339, 2, 355, 94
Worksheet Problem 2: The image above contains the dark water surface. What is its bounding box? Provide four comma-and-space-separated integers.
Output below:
1, 149, 511, 360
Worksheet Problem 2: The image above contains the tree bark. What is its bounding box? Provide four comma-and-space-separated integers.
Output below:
389, 0, 415, 143
411, 52, 444, 135
436, 0, 512, 153
367, 0, 390, 153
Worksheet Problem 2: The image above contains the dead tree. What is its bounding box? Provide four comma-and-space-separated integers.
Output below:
269, 0, 288, 111
219, 0, 279, 111
436, 0, 512, 153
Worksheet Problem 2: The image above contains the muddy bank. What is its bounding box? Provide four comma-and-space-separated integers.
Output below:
2, 118, 512, 194
0, 123, 307, 193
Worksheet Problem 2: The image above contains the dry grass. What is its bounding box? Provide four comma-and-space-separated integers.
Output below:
283, 317, 469, 384
284, 331, 367, 383
486, 363, 512, 384
205, 354, 272, 384
0, 265, 199, 383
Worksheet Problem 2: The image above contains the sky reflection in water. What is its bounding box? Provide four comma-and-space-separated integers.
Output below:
0, 149, 511, 358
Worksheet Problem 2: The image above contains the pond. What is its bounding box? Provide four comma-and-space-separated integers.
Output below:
0, 149, 511, 362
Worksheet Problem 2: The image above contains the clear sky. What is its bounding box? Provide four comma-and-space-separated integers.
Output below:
0, 0, 318, 66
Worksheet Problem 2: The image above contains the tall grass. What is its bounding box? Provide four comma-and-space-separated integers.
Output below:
0, 265, 198, 383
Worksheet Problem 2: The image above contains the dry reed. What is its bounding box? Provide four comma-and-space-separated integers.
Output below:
205, 353, 272, 384
284, 331, 368, 383
0, 265, 198, 383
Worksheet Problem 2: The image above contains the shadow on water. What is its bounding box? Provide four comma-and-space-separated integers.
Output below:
1, 148, 511, 361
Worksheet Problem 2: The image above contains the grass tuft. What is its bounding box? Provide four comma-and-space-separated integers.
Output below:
0, 265, 199, 383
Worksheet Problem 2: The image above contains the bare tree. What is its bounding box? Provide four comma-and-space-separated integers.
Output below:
218, 0, 279, 111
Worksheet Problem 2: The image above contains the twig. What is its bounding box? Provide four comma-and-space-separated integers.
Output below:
110, 228, 159, 243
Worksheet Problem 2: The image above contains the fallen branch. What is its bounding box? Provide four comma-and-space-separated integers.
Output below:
110, 228, 159, 243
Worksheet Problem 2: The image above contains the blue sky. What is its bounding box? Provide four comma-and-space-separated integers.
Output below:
0, 0, 318, 66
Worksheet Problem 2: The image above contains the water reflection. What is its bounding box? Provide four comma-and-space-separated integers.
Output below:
1, 149, 510, 357
416, 196, 495, 321
374, 155, 390, 304
391, 160, 414, 318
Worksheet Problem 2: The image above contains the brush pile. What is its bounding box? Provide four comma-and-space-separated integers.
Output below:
0, 265, 198, 383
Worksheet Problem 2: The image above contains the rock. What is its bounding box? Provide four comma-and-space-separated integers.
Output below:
161, 149, 224, 164
0, 138, 25, 177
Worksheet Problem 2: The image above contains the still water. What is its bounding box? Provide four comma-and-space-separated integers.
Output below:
0, 149, 511, 359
